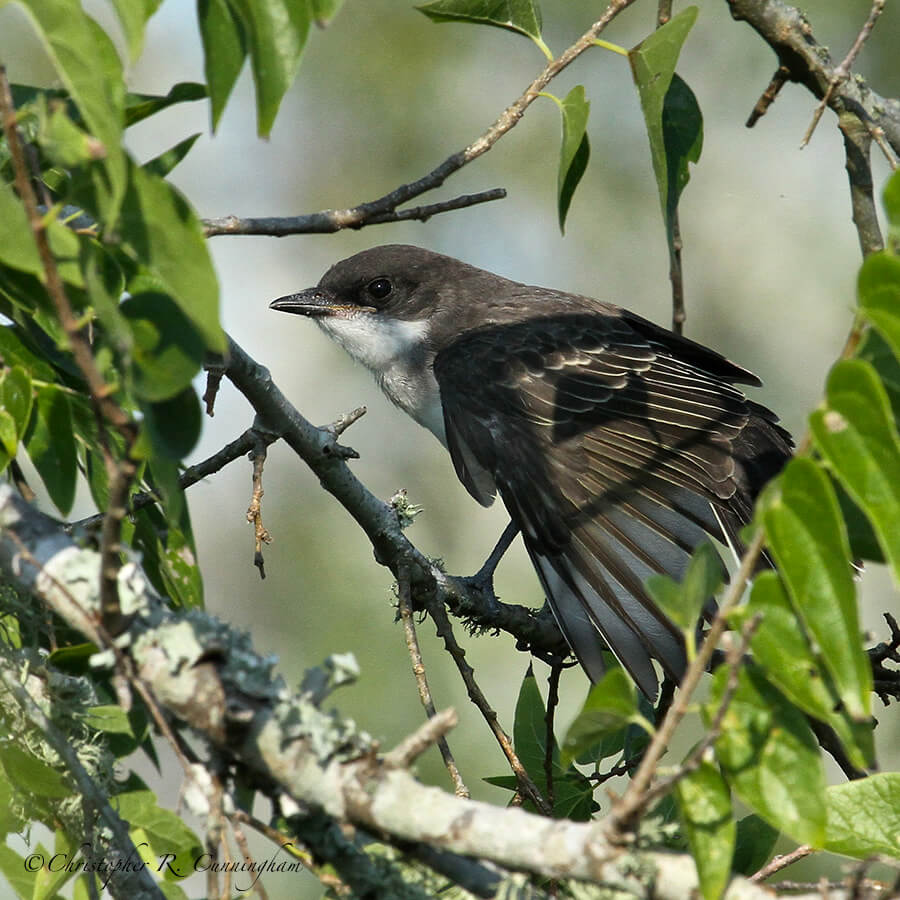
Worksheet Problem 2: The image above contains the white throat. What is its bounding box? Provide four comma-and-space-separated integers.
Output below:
316, 313, 447, 445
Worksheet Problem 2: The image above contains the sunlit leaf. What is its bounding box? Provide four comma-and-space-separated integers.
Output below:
761, 458, 871, 721
125, 83, 208, 128
674, 759, 735, 900
417, 0, 543, 43
737, 571, 874, 771
825, 773, 900, 859
707, 663, 826, 848
811, 359, 900, 585
226, 0, 312, 136
547, 86, 590, 233
108, 0, 162, 61
858, 251, 900, 360
646, 541, 723, 633
629, 8, 702, 259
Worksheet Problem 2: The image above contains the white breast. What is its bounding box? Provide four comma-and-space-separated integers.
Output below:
316, 313, 447, 446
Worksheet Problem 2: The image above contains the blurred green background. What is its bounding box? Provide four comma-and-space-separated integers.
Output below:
1, 0, 898, 896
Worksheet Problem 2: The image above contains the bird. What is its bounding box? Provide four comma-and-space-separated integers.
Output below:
270, 244, 792, 699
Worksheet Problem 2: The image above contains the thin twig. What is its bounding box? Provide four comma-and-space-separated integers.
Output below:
746, 65, 791, 126
800, 0, 885, 148
544, 662, 563, 811
608, 528, 766, 839
657, 0, 673, 27
751, 845, 815, 882
383, 707, 460, 769
203, 189, 506, 236
669, 214, 685, 334
424, 597, 551, 816
232, 820, 270, 900
70, 427, 278, 532
396, 566, 469, 796
247, 436, 272, 579
638, 614, 762, 811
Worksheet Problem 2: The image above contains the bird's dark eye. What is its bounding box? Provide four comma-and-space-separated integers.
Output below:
366, 277, 393, 301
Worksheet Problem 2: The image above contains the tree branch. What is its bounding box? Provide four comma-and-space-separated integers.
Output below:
0, 484, 816, 898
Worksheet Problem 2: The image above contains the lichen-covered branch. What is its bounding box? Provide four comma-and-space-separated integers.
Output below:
0, 484, 828, 898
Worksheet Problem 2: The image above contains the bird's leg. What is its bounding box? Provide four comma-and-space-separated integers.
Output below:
463, 519, 520, 598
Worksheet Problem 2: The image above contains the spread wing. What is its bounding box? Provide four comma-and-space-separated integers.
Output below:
433, 310, 792, 698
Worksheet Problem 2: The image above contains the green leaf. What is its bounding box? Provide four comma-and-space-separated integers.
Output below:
858, 251, 900, 359
108, 0, 163, 61
142, 133, 202, 178
197, 0, 247, 130
0, 744, 71, 798
140, 386, 202, 461
1, 366, 34, 442
23, 386, 78, 516
707, 663, 826, 848
646, 541, 723, 633
226, 0, 312, 136
311, 0, 345, 25
0, 184, 42, 277
811, 359, 900, 585
882, 169, 900, 248
417, 0, 543, 43
761, 458, 871, 721
0, 411, 17, 459
736, 571, 873, 771
561, 667, 649, 767
0, 325, 57, 381
629, 8, 702, 258
856, 327, 900, 421
33, 831, 78, 900
125, 83, 208, 128
119, 162, 224, 352
502, 668, 595, 819
731, 814, 779, 877
825, 773, 900, 859
547, 86, 590, 234
13, 0, 128, 223
674, 759, 735, 900
133, 505, 204, 609
0, 844, 34, 899
121, 292, 205, 401
113, 790, 202, 879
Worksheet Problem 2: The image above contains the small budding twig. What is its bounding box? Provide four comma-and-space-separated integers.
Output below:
750, 844, 815, 882
746, 65, 791, 127
247, 438, 272, 579
397, 566, 469, 796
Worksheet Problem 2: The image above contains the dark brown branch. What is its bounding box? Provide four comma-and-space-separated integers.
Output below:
839, 112, 885, 257
746, 65, 790, 127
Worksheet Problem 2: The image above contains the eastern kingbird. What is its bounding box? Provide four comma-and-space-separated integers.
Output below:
270, 245, 792, 698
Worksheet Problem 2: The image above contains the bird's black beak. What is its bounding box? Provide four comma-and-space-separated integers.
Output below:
270, 287, 338, 317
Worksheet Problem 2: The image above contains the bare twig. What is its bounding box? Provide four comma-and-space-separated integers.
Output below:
544, 662, 563, 811
232, 820, 270, 900
424, 597, 551, 816
638, 614, 762, 812
657, 0, 672, 27
608, 528, 767, 839
247, 436, 272, 579
383, 706, 460, 769
397, 567, 469, 796
203, 189, 506, 237
746, 65, 791, 126
669, 214, 685, 334
751, 844, 815, 882
726, 0, 900, 163
839, 112, 884, 257
70, 427, 278, 532
801, 0, 885, 148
